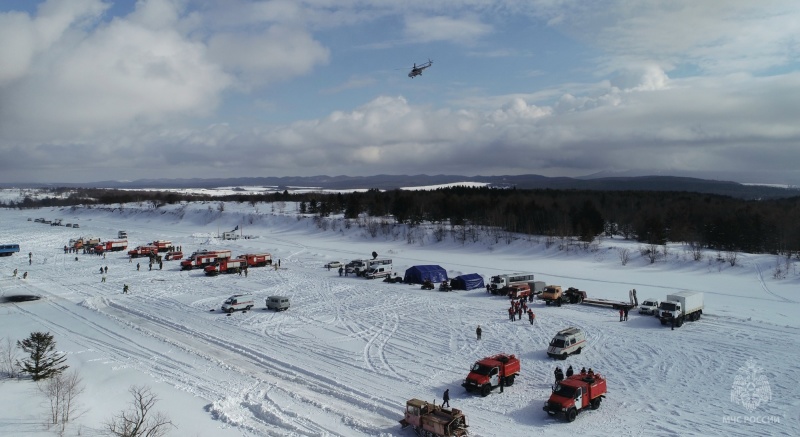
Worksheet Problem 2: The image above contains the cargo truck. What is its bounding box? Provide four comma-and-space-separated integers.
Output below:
658, 291, 704, 327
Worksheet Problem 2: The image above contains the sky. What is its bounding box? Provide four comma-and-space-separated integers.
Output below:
1, 0, 800, 185
1, 198, 798, 436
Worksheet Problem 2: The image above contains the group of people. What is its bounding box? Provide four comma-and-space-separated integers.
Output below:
619, 307, 630, 321
554, 366, 594, 384
507, 299, 535, 324
12, 268, 28, 279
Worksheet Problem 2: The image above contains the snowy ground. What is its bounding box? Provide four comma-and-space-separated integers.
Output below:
1, 201, 799, 437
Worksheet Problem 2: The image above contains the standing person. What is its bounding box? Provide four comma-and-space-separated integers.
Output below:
13, 268, 17, 277
244, 267, 248, 277
619, 308, 624, 322
671, 316, 676, 330
555, 367, 564, 383
136, 262, 140, 271
100, 267, 104, 275
624, 307, 629, 321
149, 262, 152, 271
566, 365, 574, 378
527, 309, 535, 325
278, 259, 281, 268
442, 388, 450, 407
476, 325, 482, 340
508, 306, 515, 321
517, 305, 523, 321
123, 284, 129, 294
101, 274, 106, 283
327, 264, 331, 271
104, 266, 108, 274
338, 266, 343, 276
22, 272, 28, 279
499, 376, 505, 393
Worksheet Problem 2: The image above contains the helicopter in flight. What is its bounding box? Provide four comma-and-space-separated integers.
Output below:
407, 59, 433, 78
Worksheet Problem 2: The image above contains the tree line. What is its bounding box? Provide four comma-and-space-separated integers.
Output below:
5, 186, 800, 255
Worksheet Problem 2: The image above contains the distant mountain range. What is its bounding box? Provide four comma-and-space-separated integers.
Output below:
3, 174, 799, 200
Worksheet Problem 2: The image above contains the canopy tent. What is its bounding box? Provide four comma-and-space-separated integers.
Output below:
404, 265, 448, 284
451, 273, 485, 290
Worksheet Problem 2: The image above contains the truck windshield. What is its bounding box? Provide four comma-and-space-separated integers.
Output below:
550, 338, 566, 348
643, 301, 655, 306
553, 384, 576, 398
659, 302, 677, 311
490, 276, 504, 284
470, 363, 493, 375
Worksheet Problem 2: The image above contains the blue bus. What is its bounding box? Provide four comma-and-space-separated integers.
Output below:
0, 244, 21, 256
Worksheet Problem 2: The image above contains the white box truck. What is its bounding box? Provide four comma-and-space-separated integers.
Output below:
658, 291, 704, 328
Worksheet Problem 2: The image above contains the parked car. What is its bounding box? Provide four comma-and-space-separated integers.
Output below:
325, 261, 343, 269
639, 298, 660, 315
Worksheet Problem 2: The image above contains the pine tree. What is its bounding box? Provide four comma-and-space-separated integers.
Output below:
17, 332, 68, 381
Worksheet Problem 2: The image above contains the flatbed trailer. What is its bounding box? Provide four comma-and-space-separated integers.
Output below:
581, 289, 638, 310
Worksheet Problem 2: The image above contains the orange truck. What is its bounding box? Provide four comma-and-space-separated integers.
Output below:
180, 250, 232, 270
461, 353, 521, 396
240, 253, 272, 267
543, 371, 607, 422
204, 258, 247, 276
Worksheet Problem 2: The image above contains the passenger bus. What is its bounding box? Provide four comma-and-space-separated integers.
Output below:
0, 244, 21, 256
488, 272, 537, 295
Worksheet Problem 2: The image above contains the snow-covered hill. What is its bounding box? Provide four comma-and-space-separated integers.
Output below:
0, 202, 798, 436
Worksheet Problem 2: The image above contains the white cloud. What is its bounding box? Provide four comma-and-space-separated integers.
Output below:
404, 15, 492, 44
207, 25, 330, 87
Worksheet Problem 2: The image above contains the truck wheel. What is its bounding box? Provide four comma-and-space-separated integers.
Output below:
480, 385, 491, 397
566, 408, 577, 422
676, 318, 684, 327
227, 308, 235, 314
575, 347, 582, 355
545, 301, 551, 306
505, 375, 515, 386
660, 319, 667, 325
246, 305, 253, 310
590, 397, 602, 410
695, 312, 701, 321
561, 353, 568, 360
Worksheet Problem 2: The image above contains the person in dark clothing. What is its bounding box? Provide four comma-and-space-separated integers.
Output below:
580, 367, 587, 375
123, 284, 129, 294
100, 267, 104, 274
624, 307, 629, 321
137, 263, 140, 271
527, 309, 535, 325
554, 367, 564, 383
442, 389, 450, 407
104, 266, 108, 274
566, 365, 574, 378
671, 317, 676, 330
338, 266, 343, 276
476, 325, 482, 340
499, 376, 505, 393
619, 308, 624, 322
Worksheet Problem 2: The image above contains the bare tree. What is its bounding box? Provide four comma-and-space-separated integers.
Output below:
724, 250, 739, 266
106, 385, 175, 437
1, 337, 20, 378
618, 248, 630, 266
40, 369, 84, 432
688, 241, 704, 261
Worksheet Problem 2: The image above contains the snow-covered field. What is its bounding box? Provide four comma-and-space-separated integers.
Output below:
1, 201, 798, 437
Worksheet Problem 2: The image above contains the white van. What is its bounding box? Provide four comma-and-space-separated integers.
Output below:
221, 294, 255, 313
266, 296, 290, 311
365, 266, 392, 279
547, 327, 586, 360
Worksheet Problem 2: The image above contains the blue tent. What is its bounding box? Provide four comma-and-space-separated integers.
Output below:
404, 265, 448, 284
452, 273, 485, 291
